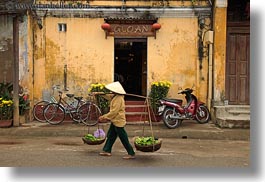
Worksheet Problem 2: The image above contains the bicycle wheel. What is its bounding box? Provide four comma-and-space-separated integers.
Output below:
68, 100, 86, 122
44, 103, 65, 125
78, 102, 102, 126
33, 101, 49, 122
69, 111, 80, 122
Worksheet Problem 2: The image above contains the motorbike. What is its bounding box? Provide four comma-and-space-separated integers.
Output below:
157, 88, 210, 129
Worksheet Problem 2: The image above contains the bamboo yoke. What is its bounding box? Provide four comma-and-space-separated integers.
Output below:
94, 92, 157, 149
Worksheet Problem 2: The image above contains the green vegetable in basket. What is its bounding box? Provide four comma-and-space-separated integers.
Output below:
84, 134, 104, 141
135, 137, 159, 146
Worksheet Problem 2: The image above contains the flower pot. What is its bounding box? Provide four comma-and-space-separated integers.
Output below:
19, 111, 30, 124
0, 119, 13, 128
19, 115, 26, 124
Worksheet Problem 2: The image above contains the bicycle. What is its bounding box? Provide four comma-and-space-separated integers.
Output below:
32, 85, 60, 122
43, 91, 101, 126
76, 93, 102, 126
42, 90, 83, 125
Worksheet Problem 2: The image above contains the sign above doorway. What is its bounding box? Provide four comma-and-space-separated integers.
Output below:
101, 18, 161, 39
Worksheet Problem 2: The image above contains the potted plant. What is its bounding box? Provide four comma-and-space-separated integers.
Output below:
149, 80, 172, 114
88, 83, 110, 114
0, 82, 14, 127
19, 91, 30, 123
0, 82, 31, 126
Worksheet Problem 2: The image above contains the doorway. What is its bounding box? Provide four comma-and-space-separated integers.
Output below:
226, 24, 250, 105
114, 38, 147, 100
226, 0, 250, 105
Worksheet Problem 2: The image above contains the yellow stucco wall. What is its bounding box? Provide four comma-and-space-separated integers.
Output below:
148, 17, 208, 102
31, 16, 209, 104
33, 18, 114, 101
27, 0, 214, 106
213, 7, 227, 102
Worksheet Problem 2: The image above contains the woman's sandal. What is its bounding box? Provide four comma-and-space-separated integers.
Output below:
99, 152, 112, 156
122, 155, 136, 159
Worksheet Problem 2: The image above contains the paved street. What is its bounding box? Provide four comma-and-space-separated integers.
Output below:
0, 136, 249, 167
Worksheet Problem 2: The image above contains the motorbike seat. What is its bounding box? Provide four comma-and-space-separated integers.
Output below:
163, 98, 183, 104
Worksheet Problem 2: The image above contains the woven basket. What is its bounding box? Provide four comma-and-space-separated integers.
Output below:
82, 137, 106, 145
134, 138, 162, 152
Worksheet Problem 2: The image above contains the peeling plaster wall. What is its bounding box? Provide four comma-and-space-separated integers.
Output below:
32, 16, 209, 103
33, 17, 114, 100
19, 16, 29, 88
213, 6, 227, 104
30, 0, 213, 104
0, 15, 13, 83
0, 15, 30, 89
31, 16, 47, 101
148, 18, 208, 102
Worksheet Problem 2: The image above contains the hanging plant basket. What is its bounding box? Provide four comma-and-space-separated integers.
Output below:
82, 127, 106, 145
134, 136, 162, 152
124, 94, 163, 153
82, 136, 106, 145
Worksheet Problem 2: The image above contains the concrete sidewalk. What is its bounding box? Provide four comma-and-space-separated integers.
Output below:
0, 120, 250, 140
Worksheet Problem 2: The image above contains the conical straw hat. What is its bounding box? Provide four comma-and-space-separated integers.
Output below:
105, 81, 126, 95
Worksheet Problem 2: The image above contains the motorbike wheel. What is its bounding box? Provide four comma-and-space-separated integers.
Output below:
163, 108, 182, 129
195, 105, 210, 124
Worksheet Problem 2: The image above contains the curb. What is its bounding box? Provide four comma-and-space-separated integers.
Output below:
0, 121, 250, 141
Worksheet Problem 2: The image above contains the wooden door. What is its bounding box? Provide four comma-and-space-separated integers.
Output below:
226, 23, 250, 105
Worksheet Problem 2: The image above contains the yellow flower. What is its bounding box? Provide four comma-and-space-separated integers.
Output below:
1, 99, 13, 107
151, 80, 172, 88
91, 83, 96, 88
88, 83, 107, 93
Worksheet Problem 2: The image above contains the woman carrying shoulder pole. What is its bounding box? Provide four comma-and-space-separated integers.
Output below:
94, 81, 135, 160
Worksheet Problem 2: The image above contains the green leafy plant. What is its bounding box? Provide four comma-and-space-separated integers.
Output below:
0, 82, 13, 120
0, 82, 13, 99
19, 93, 30, 115
88, 83, 110, 114
84, 134, 104, 141
134, 136, 159, 146
149, 80, 172, 112
0, 82, 30, 120
0, 98, 13, 120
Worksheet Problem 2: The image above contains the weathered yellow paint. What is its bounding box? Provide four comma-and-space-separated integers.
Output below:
148, 18, 208, 102
31, 16, 209, 103
213, 7, 227, 102
26, 0, 214, 106
41, 18, 114, 98
31, 17, 47, 103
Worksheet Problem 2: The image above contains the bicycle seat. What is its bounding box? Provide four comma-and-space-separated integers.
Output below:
74, 96, 83, 101
66, 94, 74, 98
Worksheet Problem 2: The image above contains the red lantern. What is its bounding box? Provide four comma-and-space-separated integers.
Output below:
101, 23, 111, 31
152, 23, 161, 30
